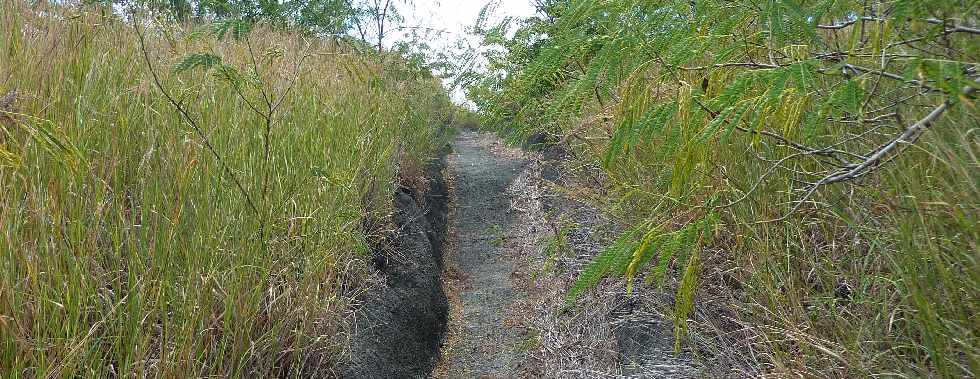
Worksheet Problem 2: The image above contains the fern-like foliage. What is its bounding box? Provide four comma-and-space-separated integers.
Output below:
473, 0, 978, 363
210, 19, 253, 41
174, 53, 223, 73
174, 52, 246, 86
567, 214, 717, 298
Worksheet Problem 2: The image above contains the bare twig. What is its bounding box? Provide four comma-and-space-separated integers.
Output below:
134, 19, 260, 217
820, 86, 973, 186
677, 62, 780, 71
818, 16, 979, 35
759, 85, 975, 223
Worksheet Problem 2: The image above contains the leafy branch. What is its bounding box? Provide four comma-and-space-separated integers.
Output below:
134, 19, 262, 219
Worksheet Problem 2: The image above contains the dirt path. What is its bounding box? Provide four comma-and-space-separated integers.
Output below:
432, 131, 706, 379
436, 130, 528, 378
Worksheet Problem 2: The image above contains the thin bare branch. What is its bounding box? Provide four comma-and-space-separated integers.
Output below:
134, 19, 260, 218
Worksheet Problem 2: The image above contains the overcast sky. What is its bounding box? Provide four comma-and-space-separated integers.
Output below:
392, 0, 538, 103
397, 0, 536, 42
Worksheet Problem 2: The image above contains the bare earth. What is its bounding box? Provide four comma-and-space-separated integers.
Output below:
434, 131, 707, 378
435, 130, 528, 378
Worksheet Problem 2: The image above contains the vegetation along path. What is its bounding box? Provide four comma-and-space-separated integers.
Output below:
437, 130, 529, 377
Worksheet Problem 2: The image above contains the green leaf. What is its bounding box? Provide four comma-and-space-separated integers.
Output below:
174, 53, 222, 73
567, 246, 623, 304
211, 19, 252, 41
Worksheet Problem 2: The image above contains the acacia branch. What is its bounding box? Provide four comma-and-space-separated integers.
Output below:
818, 16, 979, 35
758, 85, 975, 223
678, 62, 780, 71
647, 49, 862, 163
816, 16, 878, 30
925, 18, 980, 35
820, 86, 974, 186
135, 21, 260, 218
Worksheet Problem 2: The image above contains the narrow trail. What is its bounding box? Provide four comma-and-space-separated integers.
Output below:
430, 130, 702, 378
436, 130, 528, 378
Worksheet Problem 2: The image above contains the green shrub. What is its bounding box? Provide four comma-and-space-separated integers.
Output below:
472, 0, 978, 376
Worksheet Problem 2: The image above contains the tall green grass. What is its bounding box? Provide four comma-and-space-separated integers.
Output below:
0, 1, 450, 377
